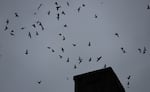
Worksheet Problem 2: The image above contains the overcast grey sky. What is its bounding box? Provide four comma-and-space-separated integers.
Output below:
0, 0, 150, 92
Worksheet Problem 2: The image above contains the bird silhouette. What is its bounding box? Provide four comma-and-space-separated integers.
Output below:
121, 47, 126, 53
36, 31, 39, 36
127, 75, 131, 80
39, 22, 44, 30
48, 10, 50, 15
14, 12, 19, 17
25, 49, 28, 55
4, 26, 8, 31
89, 57, 92, 62
94, 14, 98, 18
97, 56, 102, 62
58, 33, 62, 36
55, 2, 58, 6
143, 46, 147, 54
74, 64, 77, 69
138, 48, 142, 53
66, 1, 69, 6
104, 64, 107, 68
64, 24, 67, 27
88, 41, 91, 46
147, 4, 150, 10
37, 80, 42, 84
59, 55, 63, 59
82, 4, 85, 7
56, 13, 60, 20
56, 6, 61, 11
78, 56, 83, 64
20, 27, 25, 30
6, 19, 9, 25
37, 4, 42, 10
72, 44, 76, 47
52, 49, 55, 53
32, 24, 36, 28
10, 30, 15, 36
127, 81, 130, 87
61, 11, 66, 15
66, 57, 69, 62
77, 6, 81, 12
62, 36, 65, 41
47, 47, 51, 49
61, 48, 64, 53
28, 32, 32, 39
115, 33, 119, 37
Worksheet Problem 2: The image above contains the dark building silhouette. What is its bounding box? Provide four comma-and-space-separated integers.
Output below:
73, 67, 125, 92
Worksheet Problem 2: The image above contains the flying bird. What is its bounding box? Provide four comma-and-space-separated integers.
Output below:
48, 10, 50, 15
37, 80, 42, 84
82, 4, 85, 7
14, 12, 19, 17
77, 6, 81, 12
58, 33, 62, 36
66, 57, 70, 62
32, 24, 36, 28
25, 49, 28, 55
127, 75, 131, 80
6, 19, 9, 25
97, 56, 102, 62
20, 27, 25, 30
89, 57, 92, 62
55, 2, 58, 6
37, 4, 42, 10
115, 33, 119, 37
88, 41, 91, 46
138, 48, 142, 53
61, 47, 64, 53
143, 46, 147, 54
51, 49, 55, 53
72, 44, 76, 47
28, 32, 32, 39
61, 11, 66, 15
36, 31, 39, 36
59, 55, 63, 59
66, 1, 69, 6
74, 64, 77, 69
147, 4, 150, 10
4, 26, 8, 31
56, 6, 61, 11
94, 14, 98, 18
121, 47, 126, 53
10, 30, 15, 36
104, 64, 107, 68
62, 36, 65, 41
56, 13, 60, 20
78, 56, 83, 64
47, 47, 51, 49
64, 24, 67, 27
39, 22, 44, 30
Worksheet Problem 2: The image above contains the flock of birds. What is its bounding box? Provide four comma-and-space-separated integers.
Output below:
1, 0, 150, 90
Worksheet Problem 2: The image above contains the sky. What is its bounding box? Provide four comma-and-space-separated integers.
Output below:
0, 0, 150, 92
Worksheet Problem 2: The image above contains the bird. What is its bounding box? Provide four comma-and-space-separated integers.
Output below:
97, 56, 102, 62
47, 47, 51, 49
10, 30, 15, 36
20, 27, 25, 30
127, 75, 131, 80
62, 36, 65, 41
39, 22, 44, 30
89, 57, 92, 62
64, 24, 67, 27
77, 6, 81, 12
37, 80, 42, 84
121, 47, 126, 53
14, 12, 19, 17
72, 44, 76, 47
48, 10, 50, 15
6, 19, 9, 25
4, 26, 8, 31
61, 47, 64, 53
58, 33, 62, 36
56, 6, 61, 11
59, 55, 63, 59
143, 46, 147, 54
66, 77, 69, 80
147, 4, 150, 10
66, 1, 69, 6
51, 49, 55, 53
74, 65, 77, 69
28, 32, 32, 39
115, 33, 119, 37
25, 49, 28, 55
78, 56, 83, 64
94, 14, 98, 18
61, 11, 66, 15
56, 13, 60, 20
36, 31, 39, 36
88, 41, 91, 46
54, 2, 58, 6
138, 48, 142, 53
32, 24, 36, 28
37, 4, 42, 10
127, 81, 130, 87
66, 57, 69, 62
82, 4, 85, 7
